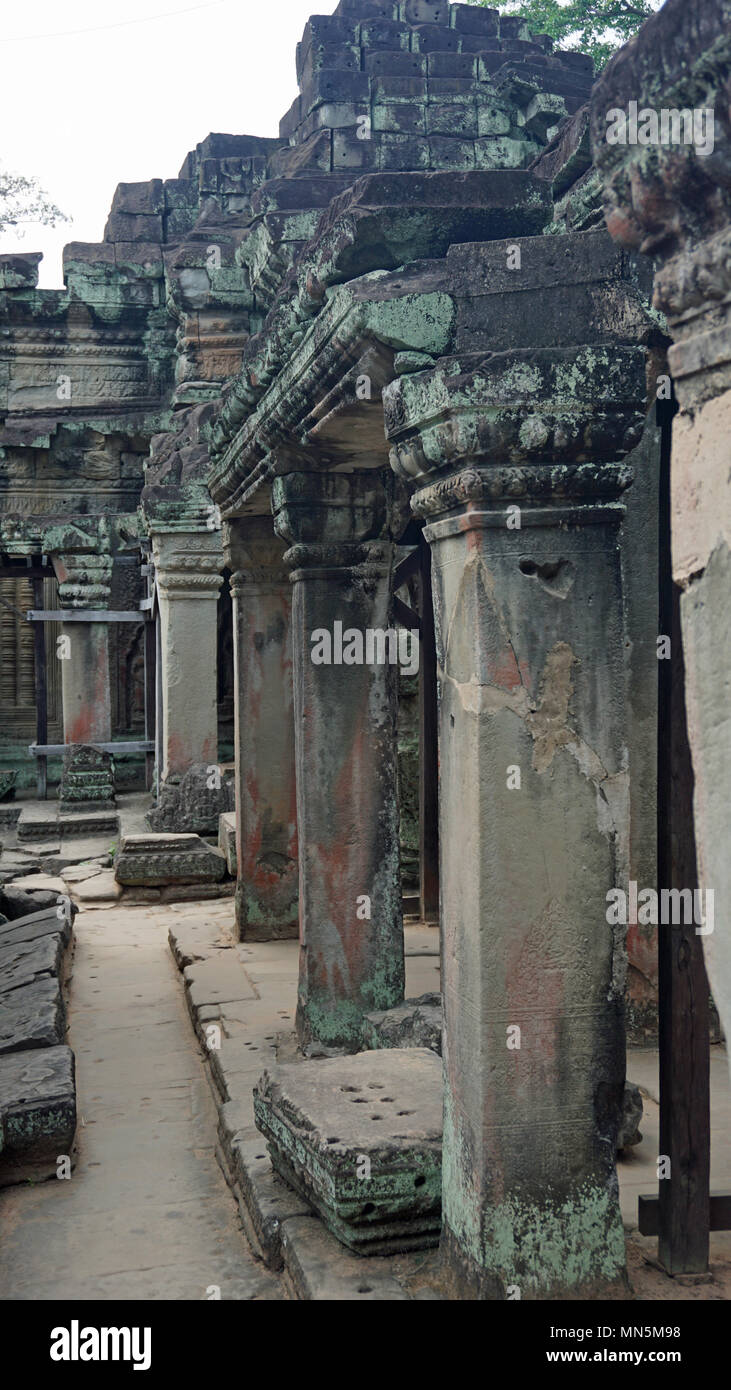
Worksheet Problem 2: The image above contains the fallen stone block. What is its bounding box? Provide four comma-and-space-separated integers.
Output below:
0, 978, 66, 1055
0, 887, 61, 919
0, 1045, 76, 1185
0, 903, 74, 950
146, 763, 235, 836
114, 833, 227, 887
618, 1080, 643, 1149
0, 933, 67, 996
59, 745, 115, 814
363, 993, 442, 1054
254, 1049, 442, 1254
218, 811, 237, 875
0, 770, 17, 802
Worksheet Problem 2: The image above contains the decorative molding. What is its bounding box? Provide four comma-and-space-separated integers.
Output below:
412, 462, 634, 519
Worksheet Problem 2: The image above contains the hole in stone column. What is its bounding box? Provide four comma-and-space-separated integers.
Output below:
358, 1285, 374, 1294
351, 1097, 367, 1103
326, 1137, 340, 1144
397, 1110, 414, 1116
341, 1085, 360, 1092
362, 1205, 375, 1217
380, 1097, 394, 1103
519, 557, 576, 597
414, 1175, 426, 1188
367, 1083, 384, 1089
371, 1114, 382, 1120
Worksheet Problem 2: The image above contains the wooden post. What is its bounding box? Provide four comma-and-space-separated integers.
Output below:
32, 577, 48, 800
144, 618, 156, 793
418, 534, 439, 924
657, 397, 711, 1274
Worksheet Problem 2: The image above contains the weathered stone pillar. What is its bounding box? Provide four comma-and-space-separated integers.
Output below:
53, 549, 113, 748
592, 0, 731, 1069
386, 345, 647, 1297
272, 470, 405, 1052
152, 530, 224, 785
224, 516, 298, 941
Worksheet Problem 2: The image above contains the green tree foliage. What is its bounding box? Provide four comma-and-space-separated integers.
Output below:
0, 167, 68, 237
478, 0, 662, 72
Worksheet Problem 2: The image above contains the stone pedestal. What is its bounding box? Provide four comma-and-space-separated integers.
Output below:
272, 471, 405, 1052
53, 551, 113, 749
152, 531, 224, 787
225, 517, 298, 942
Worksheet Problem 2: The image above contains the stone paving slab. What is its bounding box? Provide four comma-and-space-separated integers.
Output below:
72, 871, 123, 904
0, 978, 66, 1055
7, 873, 67, 894
184, 957, 258, 1012
0, 1045, 76, 1185
280, 1216, 411, 1301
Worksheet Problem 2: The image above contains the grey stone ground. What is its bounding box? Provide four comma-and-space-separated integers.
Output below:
0, 902, 282, 1301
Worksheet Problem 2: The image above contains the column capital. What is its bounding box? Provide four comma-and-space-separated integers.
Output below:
152, 529, 224, 602
271, 469, 409, 576
223, 515, 290, 592
385, 349, 646, 514
52, 552, 113, 610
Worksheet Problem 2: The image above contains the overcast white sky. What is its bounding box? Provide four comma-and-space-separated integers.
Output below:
0, 0, 321, 286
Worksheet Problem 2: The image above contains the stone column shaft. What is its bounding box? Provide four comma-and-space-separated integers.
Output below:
273, 471, 405, 1052
226, 517, 298, 941
152, 531, 223, 785
53, 550, 113, 746
416, 468, 630, 1298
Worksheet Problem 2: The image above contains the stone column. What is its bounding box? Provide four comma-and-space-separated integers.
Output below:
386, 344, 647, 1297
224, 516, 298, 941
272, 470, 405, 1052
53, 549, 113, 747
151, 530, 224, 785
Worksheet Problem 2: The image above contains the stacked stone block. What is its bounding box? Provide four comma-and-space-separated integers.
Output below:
279, 3, 593, 177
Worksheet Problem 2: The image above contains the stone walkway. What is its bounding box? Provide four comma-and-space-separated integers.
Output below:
2, 895, 729, 1301
0, 902, 282, 1301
